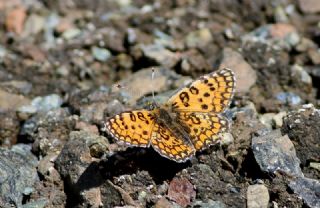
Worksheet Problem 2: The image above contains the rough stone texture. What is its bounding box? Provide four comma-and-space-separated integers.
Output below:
281, 104, 320, 167
242, 41, 316, 112
192, 200, 227, 208
55, 131, 121, 207
242, 24, 299, 50
252, 130, 303, 177
180, 49, 211, 75
187, 164, 246, 207
0, 1, 319, 207
289, 177, 320, 208
20, 108, 74, 156
168, 177, 196, 207
155, 197, 180, 208
28, 152, 67, 207
0, 111, 20, 147
0, 144, 38, 207
246, 184, 269, 208
227, 103, 267, 175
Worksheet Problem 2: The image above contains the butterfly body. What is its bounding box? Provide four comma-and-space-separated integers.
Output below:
155, 106, 195, 147
105, 68, 236, 162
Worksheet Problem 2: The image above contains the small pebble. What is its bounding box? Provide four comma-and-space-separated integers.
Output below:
92, 46, 111, 62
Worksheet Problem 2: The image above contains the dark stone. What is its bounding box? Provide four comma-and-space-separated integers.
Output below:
0, 144, 38, 207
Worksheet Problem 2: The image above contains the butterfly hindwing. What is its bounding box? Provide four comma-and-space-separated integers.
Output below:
105, 110, 155, 147
150, 123, 195, 162
177, 112, 229, 150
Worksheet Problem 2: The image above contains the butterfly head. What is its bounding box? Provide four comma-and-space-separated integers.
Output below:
143, 100, 159, 111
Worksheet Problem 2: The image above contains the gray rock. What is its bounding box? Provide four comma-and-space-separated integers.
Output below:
140, 44, 180, 68
285, 32, 300, 47
180, 49, 211, 75
309, 162, 320, 171
154, 29, 184, 51
242, 23, 299, 50
259, 112, 287, 129
44, 13, 59, 47
20, 108, 72, 157
80, 102, 109, 123
17, 105, 38, 116
187, 164, 246, 207
55, 131, 120, 207
92, 46, 111, 62
0, 144, 38, 207
115, 0, 132, 7
192, 199, 227, 208
252, 130, 303, 177
37, 153, 58, 178
18, 94, 64, 118
62, 28, 81, 40
185, 28, 213, 48
56, 65, 70, 77
22, 198, 48, 208
220, 132, 234, 146
20, 115, 39, 137
246, 184, 269, 208
291, 65, 312, 86
31, 94, 63, 112
281, 104, 320, 166
289, 177, 320, 208
259, 113, 276, 129
20, 107, 71, 137
275, 92, 302, 106
104, 99, 126, 118
273, 112, 287, 128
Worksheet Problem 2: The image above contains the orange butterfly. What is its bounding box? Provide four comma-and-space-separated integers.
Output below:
105, 68, 235, 162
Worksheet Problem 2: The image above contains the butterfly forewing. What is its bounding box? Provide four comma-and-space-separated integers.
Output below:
168, 68, 235, 113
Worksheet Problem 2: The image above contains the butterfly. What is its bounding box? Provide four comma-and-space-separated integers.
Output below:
104, 68, 236, 162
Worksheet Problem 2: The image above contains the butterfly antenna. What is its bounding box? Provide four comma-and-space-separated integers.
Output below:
151, 67, 155, 102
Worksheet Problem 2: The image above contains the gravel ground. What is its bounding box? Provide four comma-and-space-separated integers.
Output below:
0, 0, 319, 207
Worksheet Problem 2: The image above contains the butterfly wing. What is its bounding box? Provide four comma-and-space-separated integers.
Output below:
177, 112, 229, 151
105, 110, 155, 147
167, 68, 235, 113
151, 123, 195, 162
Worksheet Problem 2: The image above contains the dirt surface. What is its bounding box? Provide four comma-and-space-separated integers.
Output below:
0, 0, 319, 208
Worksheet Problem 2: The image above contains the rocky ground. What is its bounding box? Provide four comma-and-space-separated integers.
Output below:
0, 0, 319, 207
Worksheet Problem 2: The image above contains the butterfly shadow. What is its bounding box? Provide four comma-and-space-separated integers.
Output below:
71, 147, 191, 206
99, 147, 192, 184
